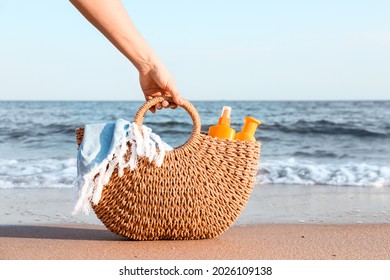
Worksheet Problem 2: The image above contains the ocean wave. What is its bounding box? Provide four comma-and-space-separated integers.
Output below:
0, 158, 76, 189
1, 157, 389, 189
257, 158, 390, 187
293, 151, 341, 158
264, 120, 388, 137
143, 120, 193, 129
1, 123, 78, 140
42, 123, 78, 134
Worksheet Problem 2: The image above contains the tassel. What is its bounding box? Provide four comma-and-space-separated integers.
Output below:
73, 121, 170, 215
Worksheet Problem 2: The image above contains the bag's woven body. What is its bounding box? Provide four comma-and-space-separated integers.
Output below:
76, 97, 261, 240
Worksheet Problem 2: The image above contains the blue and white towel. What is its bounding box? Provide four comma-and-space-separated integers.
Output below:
73, 118, 172, 215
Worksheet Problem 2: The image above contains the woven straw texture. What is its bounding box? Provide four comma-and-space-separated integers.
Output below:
76, 96, 261, 240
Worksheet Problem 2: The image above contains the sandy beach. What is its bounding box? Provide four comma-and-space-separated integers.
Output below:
1, 223, 390, 260
1, 185, 390, 260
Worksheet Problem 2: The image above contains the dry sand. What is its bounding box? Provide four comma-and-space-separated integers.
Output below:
1, 224, 390, 260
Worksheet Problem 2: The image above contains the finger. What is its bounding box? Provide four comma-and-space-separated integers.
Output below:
170, 88, 183, 106
155, 103, 162, 110
144, 92, 163, 102
146, 96, 154, 113
162, 100, 170, 108
169, 102, 178, 109
151, 92, 163, 97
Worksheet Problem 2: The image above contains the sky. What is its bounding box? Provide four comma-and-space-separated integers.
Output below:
0, 0, 389, 101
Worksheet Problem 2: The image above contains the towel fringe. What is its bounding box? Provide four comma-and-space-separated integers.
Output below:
72, 122, 169, 216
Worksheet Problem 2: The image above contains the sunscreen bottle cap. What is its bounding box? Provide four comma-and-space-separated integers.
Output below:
218, 106, 232, 126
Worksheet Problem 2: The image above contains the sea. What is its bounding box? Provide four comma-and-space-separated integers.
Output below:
0, 100, 390, 189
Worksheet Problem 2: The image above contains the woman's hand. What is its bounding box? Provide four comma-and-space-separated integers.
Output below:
139, 62, 183, 113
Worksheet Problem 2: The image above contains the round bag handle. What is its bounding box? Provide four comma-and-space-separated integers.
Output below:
133, 95, 202, 147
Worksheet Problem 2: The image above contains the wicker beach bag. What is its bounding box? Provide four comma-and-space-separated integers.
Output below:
76, 96, 261, 240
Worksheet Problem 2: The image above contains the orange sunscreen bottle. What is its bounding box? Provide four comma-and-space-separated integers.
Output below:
235, 116, 261, 142
208, 106, 236, 140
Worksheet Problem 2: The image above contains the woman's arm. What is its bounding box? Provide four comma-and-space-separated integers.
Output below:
69, 0, 182, 110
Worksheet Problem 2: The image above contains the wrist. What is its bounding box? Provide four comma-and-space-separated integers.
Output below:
135, 54, 160, 75
128, 43, 159, 75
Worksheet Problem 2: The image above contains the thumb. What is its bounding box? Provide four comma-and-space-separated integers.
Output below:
153, 65, 184, 106
168, 86, 183, 106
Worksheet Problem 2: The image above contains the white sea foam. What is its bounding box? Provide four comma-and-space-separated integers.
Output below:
258, 158, 390, 187
1, 157, 390, 188
0, 158, 76, 189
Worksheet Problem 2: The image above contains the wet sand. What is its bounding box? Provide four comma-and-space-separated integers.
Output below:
1, 184, 390, 225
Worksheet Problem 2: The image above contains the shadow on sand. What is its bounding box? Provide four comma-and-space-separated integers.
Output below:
0, 225, 127, 241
